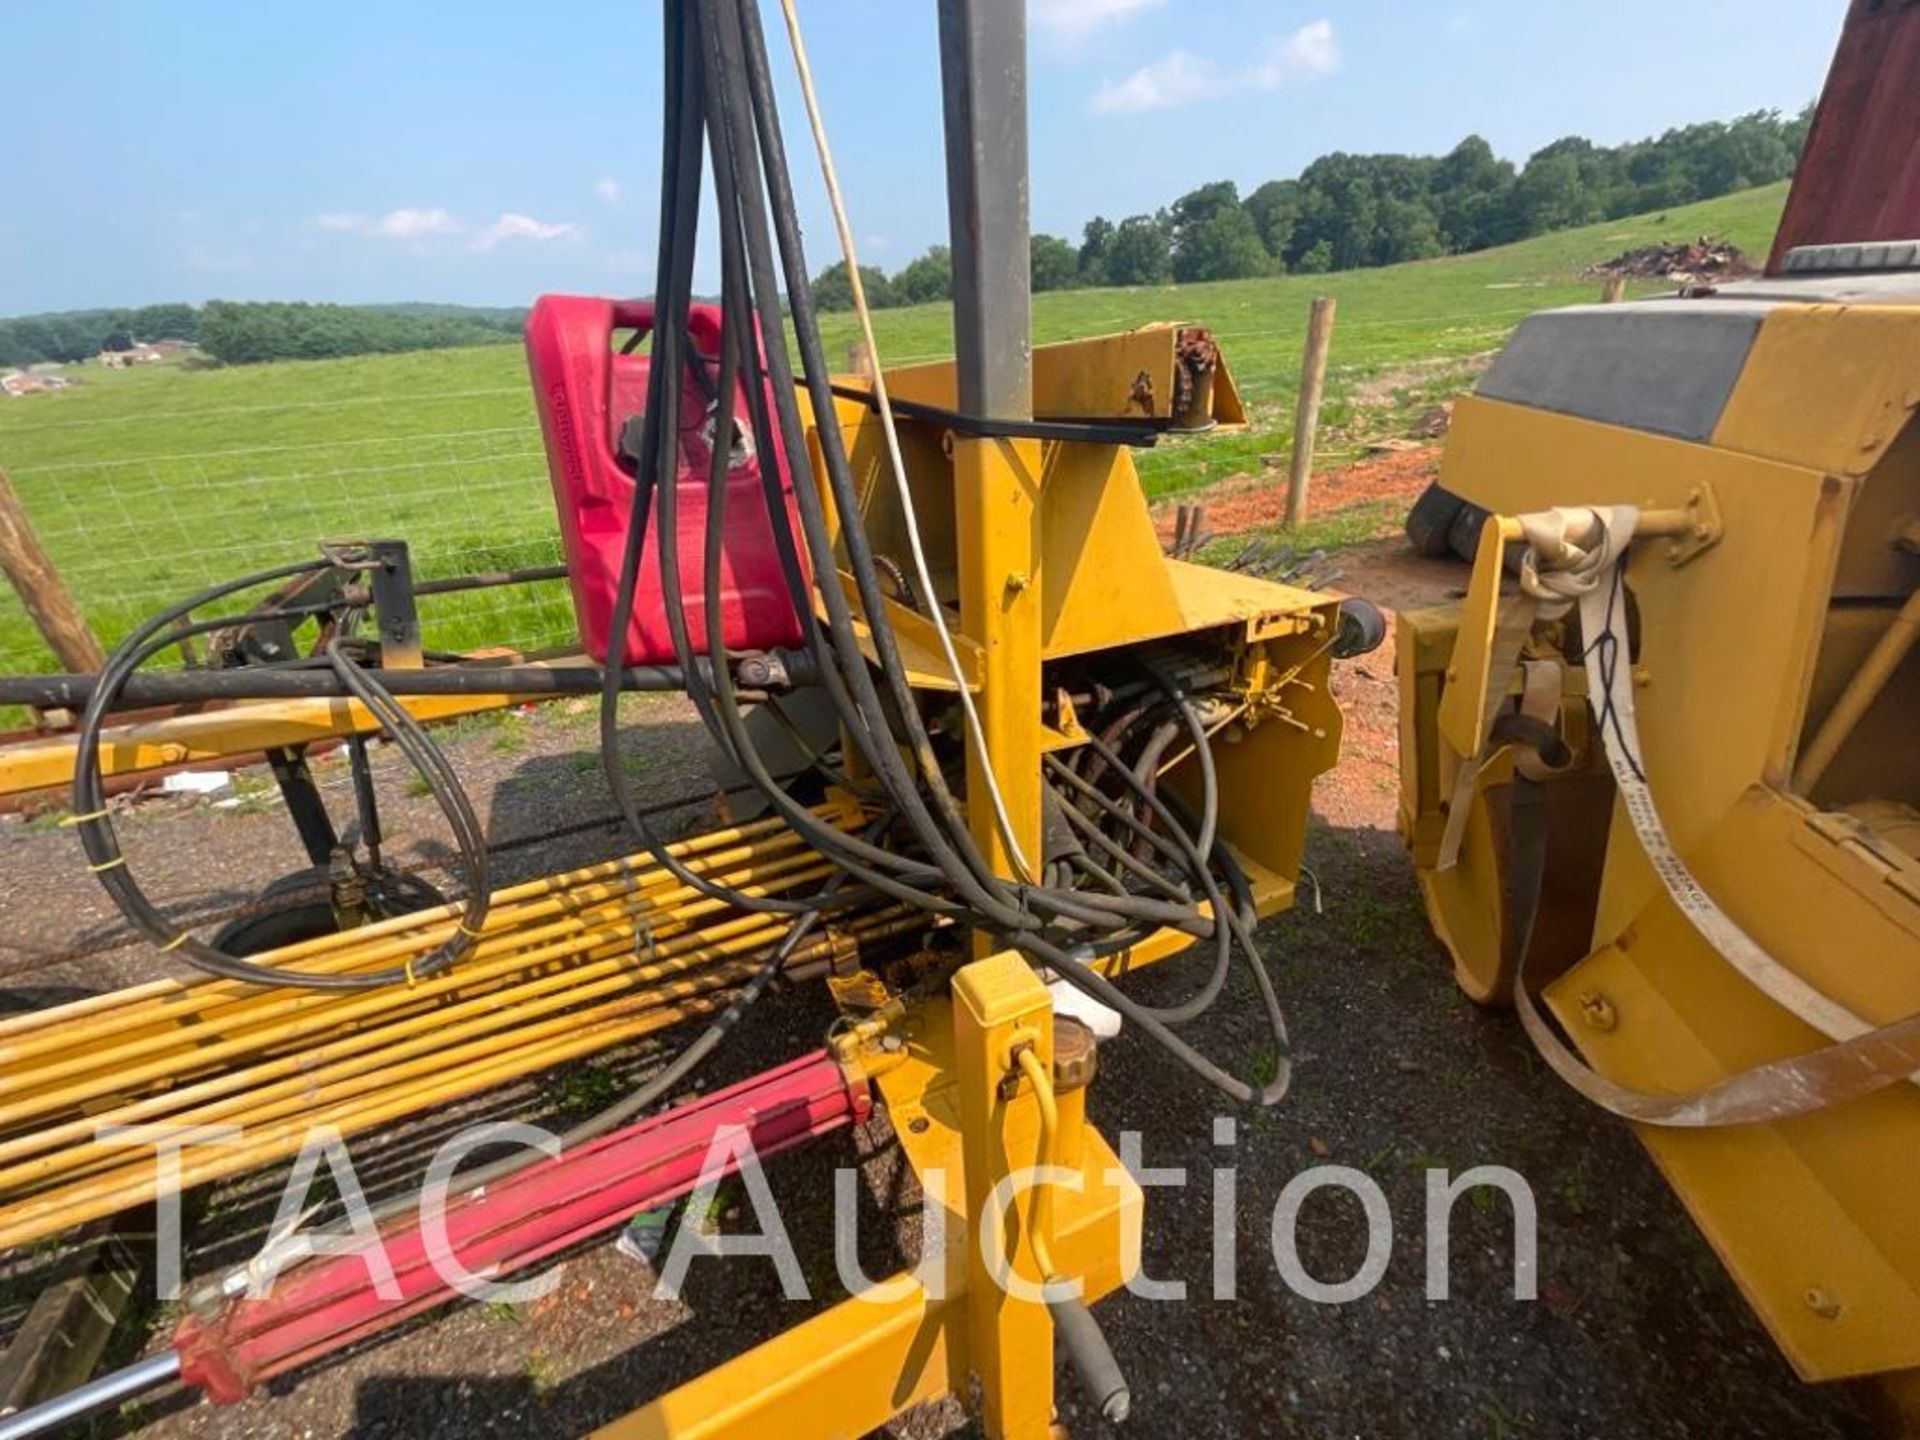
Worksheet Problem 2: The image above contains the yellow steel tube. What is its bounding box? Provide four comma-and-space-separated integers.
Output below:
0, 856, 846, 1125
0, 910, 916, 1244
0, 909, 919, 1192
1014, 1045, 1061, 1286
0, 857, 817, 1089
1793, 586, 1920, 793
954, 434, 1045, 916
0, 840, 834, 1092
0, 813, 824, 1054
0, 986, 742, 1248
0, 810, 828, 1042
0, 824, 837, 1073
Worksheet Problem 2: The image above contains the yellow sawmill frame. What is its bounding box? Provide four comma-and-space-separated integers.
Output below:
595, 333, 1336, 1438
1, 325, 1342, 1439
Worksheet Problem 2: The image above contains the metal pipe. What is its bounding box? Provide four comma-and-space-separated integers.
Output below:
0, 1351, 181, 1440
0, 664, 696, 710
937, 0, 1033, 424
410, 564, 570, 597
1793, 586, 1920, 793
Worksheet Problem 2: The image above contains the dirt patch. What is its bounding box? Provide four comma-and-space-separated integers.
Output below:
1153, 446, 1443, 548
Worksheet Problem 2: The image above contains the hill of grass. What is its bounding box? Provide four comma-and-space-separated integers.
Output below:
0, 182, 1786, 683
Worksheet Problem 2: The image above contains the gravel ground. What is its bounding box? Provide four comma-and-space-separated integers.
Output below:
0, 548, 1887, 1440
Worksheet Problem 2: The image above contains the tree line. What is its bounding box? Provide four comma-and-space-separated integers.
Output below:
194, 301, 525, 365
0, 301, 526, 368
1, 108, 1810, 367
811, 108, 1812, 309
0, 304, 201, 368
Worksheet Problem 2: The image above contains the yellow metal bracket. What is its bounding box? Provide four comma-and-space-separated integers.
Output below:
599, 954, 1142, 1440
1659, 483, 1724, 568
1436, 490, 1725, 761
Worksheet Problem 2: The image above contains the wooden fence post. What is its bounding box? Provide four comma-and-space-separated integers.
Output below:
1600, 275, 1629, 304
0, 466, 106, 673
1285, 296, 1338, 530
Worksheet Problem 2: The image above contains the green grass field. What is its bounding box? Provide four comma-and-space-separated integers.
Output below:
0, 181, 1786, 685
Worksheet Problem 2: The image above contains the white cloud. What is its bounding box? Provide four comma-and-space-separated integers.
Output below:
1089, 50, 1217, 114
1033, 0, 1164, 43
1090, 21, 1337, 115
375, 207, 462, 239
315, 207, 463, 239
594, 177, 622, 205
1254, 19, 1339, 85
472, 212, 577, 251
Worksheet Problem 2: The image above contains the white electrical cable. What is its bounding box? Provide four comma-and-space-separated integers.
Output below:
775, 0, 1038, 884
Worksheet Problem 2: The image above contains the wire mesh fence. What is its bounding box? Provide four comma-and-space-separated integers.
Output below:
0, 292, 1562, 688
0, 398, 582, 685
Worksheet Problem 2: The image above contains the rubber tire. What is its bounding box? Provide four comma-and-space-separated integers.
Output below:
212, 869, 445, 958
1446, 498, 1492, 563
1405, 482, 1467, 557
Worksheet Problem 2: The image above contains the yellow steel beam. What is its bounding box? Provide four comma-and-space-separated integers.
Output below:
600, 966, 1143, 1440
951, 953, 1056, 1439
955, 434, 1045, 898
881, 324, 1246, 429
0, 690, 538, 799
592, 1279, 962, 1440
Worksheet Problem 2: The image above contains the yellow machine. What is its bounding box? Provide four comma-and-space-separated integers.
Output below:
0, 3, 1377, 1436
1396, 1, 1920, 1414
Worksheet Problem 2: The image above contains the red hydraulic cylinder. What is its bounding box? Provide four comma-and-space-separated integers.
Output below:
174, 1051, 869, 1404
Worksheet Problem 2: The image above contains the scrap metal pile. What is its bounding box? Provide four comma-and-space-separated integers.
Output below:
1588, 234, 1753, 284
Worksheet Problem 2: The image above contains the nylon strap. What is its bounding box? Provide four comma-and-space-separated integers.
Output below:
1506, 509, 1920, 1126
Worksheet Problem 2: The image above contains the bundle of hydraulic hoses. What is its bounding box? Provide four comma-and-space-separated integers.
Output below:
0, 804, 916, 1251
589, 0, 1295, 1107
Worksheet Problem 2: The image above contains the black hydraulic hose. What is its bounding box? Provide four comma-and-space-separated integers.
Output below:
1041, 753, 1237, 1025
1076, 729, 1291, 1095
722, 6, 1038, 921
588, 0, 1297, 1107
1146, 665, 1221, 860
685, 213, 967, 913
629, 8, 944, 913
69, 561, 488, 989
712, 0, 1030, 927
594, 0, 820, 921
1051, 787, 1191, 901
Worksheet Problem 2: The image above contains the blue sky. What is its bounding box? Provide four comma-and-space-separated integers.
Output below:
0, 1, 1844, 316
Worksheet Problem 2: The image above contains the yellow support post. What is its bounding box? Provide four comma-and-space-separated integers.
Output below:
954, 434, 1046, 908
950, 951, 1056, 1440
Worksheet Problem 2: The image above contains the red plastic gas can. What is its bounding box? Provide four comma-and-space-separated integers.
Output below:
525, 294, 810, 664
